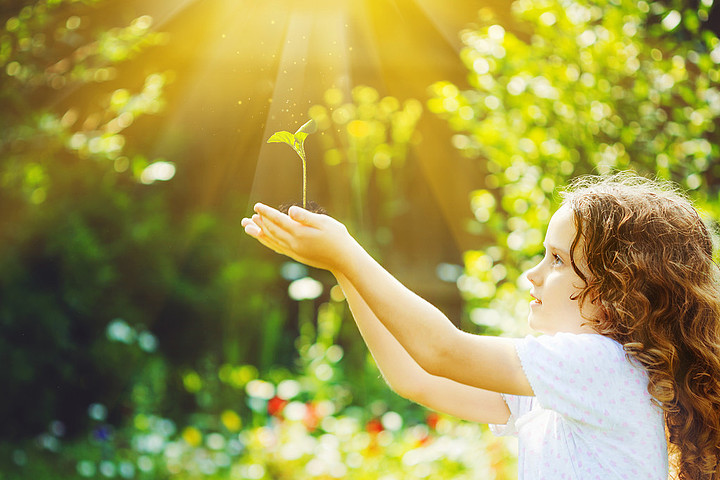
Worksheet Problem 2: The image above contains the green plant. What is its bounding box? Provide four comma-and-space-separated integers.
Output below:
267, 119, 318, 209
304, 86, 423, 250
2, 279, 519, 480
0, 0, 289, 439
429, 0, 720, 335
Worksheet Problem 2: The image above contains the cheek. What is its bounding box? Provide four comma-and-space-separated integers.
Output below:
552, 277, 583, 310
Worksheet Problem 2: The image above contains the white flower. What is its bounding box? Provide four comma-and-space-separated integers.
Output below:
288, 277, 323, 300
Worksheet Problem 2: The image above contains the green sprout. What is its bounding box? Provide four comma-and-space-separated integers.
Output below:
267, 119, 317, 209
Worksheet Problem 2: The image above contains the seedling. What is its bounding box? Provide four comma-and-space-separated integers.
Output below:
267, 119, 317, 210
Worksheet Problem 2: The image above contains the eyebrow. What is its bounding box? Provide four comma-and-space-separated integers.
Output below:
543, 243, 570, 256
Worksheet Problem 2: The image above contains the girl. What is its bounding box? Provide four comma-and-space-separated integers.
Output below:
241, 173, 720, 479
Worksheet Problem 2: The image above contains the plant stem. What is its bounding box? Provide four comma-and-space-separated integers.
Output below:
302, 157, 307, 209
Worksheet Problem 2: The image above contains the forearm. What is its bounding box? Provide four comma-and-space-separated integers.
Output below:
334, 273, 431, 398
335, 272, 512, 424
243, 204, 530, 396
334, 243, 460, 378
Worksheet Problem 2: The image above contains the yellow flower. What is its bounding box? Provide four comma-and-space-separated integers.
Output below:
221, 410, 242, 432
181, 426, 202, 447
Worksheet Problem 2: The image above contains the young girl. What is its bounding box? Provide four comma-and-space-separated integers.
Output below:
241, 173, 720, 479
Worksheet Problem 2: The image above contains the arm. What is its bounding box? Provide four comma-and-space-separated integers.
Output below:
242, 204, 533, 396
336, 273, 511, 424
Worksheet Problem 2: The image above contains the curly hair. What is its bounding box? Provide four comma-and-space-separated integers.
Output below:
560, 172, 720, 479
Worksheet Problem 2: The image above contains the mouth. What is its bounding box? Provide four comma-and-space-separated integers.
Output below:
530, 293, 542, 305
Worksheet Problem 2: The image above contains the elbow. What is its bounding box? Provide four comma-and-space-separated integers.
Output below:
390, 377, 428, 404
391, 383, 415, 401
380, 370, 420, 400
379, 364, 432, 403
416, 334, 455, 379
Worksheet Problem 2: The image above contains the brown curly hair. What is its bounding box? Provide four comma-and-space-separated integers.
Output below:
561, 172, 720, 479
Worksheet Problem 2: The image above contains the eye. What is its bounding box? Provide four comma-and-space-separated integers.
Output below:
551, 254, 564, 266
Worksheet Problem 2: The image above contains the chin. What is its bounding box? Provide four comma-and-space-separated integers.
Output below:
527, 315, 546, 334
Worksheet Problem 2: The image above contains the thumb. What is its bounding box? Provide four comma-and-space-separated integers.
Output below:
288, 205, 321, 226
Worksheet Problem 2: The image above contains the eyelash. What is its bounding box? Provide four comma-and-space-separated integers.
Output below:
550, 253, 563, 266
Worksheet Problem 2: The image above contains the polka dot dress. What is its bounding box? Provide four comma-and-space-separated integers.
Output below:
490, 333, 668, 479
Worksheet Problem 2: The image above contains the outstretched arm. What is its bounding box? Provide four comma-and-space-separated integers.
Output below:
335, 273, 510, 424
242, 204, 533, 397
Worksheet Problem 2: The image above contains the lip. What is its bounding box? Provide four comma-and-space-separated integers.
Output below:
530, 293, 542, 307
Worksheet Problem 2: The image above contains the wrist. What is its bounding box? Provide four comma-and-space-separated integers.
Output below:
328, 235, 360, 277
336, 238, 372, 280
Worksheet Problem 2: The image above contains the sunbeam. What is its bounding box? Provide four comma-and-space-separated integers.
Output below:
61, 0, 493, 250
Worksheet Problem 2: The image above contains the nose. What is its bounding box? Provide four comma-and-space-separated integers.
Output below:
526, 261, 543, 286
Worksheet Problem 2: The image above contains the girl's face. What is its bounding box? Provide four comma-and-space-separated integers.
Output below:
525, 205, 599, 335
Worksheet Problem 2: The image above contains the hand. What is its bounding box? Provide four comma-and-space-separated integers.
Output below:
241, 203, 357, 273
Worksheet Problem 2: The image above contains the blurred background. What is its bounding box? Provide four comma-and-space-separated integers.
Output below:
1, 0, 719, 478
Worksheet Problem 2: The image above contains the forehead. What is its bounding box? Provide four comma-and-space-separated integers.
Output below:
545, 205, 577, 250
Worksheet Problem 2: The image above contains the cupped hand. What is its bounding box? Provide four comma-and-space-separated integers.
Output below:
241, 203, 357, 273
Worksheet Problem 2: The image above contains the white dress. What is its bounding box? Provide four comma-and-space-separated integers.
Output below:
490, 333, 668, 479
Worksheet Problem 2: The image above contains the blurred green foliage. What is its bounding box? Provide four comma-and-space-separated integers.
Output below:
308, 85, 423, 249
428, 0, 720, 336
4, 0, 720, 478
0, 0, 284, 438
1, 297, 518, 479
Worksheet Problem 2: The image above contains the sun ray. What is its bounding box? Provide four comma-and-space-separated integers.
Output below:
249, 8, 315, 208
60, 0, 490, 251
249, 2, 355, 209
411, 0, 473, 52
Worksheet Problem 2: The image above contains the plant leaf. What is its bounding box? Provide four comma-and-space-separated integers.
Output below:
295, 119, 317, 135
294, 132, 308, 144
291, 141, 306, 161
267, 131, 295, 146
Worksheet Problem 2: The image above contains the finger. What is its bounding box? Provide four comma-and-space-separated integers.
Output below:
243, 216, 298, 261
287, 205, 325, 227
253, 213, 294, 247
241, 217, 254, 228
245, 218, 288, 252
253, 206, 300, 244
243, 222, 262, 237
243, 215, 267, 237
255, 232, 285, 254
254, 203, 299, 231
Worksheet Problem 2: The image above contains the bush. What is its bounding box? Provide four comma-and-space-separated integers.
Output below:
428, 0, 720, 333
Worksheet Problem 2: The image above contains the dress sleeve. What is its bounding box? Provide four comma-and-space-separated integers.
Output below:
514, 333, 626, 427
489, 393, 533, 436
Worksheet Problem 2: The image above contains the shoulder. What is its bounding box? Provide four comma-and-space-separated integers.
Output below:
514, 333, 647, 424
515, 332, 634, 396
517, 333, 623, 364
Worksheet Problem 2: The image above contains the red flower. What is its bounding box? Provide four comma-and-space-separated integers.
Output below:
303, 402, 319, 431
366, 418, 384, 434
426, 412, 440, 430
267, 396, 288, 417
